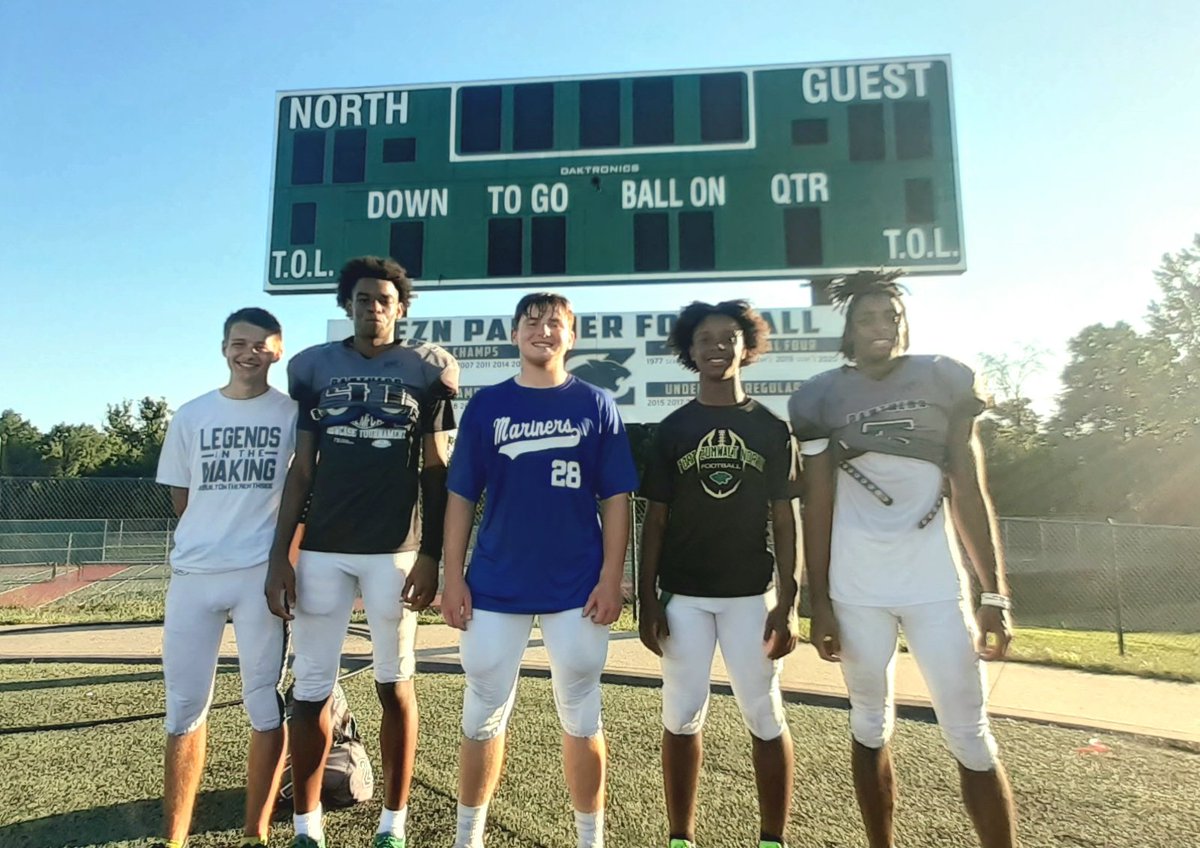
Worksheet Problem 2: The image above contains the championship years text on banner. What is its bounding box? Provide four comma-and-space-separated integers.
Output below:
326, 306, 843, 424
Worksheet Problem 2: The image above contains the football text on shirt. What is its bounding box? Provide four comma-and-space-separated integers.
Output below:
677, 428, 765, 499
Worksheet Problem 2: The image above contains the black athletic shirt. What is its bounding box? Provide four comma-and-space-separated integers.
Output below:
288, 338, 458, 554
640, 398, 796, 597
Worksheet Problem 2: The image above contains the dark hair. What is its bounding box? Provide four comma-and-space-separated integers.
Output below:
668, 300, 770, 372
223, 307, 282, 340
511, 292, 575, 332
829, 269, 909, 359
335, 256, 414, 312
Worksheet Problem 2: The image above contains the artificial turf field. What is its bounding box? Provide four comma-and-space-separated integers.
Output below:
0, 663, 1196, 847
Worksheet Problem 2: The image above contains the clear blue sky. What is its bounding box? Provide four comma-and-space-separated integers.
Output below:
2, 0, 1197, 429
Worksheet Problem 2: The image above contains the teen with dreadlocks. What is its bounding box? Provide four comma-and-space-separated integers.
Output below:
638, 300, 801, 848
788, 271, 1018, 848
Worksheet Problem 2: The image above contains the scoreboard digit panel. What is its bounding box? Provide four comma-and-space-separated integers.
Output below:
265, 56, 963, 293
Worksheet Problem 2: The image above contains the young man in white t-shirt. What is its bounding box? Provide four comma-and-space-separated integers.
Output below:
154, 307, 298, 848
789, 272, 1017, 848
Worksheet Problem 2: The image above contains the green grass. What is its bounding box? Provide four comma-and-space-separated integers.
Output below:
0, 663, 1197, 847
1003, 626, 1200, 682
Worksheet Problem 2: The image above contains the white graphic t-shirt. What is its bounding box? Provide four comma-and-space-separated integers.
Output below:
157, 388, 297, 573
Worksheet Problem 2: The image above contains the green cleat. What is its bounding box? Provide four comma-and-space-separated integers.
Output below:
669, 840, 695, 848
758, 842, 785, 848
372, 835, 406, 848
292, 836, 325, 848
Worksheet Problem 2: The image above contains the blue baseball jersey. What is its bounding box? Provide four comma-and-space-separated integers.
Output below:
447, 376, 639, 614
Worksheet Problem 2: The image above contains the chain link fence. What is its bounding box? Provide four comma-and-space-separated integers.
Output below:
625, 497, 1199, 663
1, 478, 1197, 665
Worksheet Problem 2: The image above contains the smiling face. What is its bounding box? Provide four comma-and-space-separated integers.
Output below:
513, 303, 575, 368
350, 277, 403, 341
222, 321, 282, 383
689, 314, 746, 382
847, 292, 906, 365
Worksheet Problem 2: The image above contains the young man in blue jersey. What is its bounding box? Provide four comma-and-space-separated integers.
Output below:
638, 300, 801, 848
265, 256, 458, 848
442, 292, 639, 848
789, 271, 1017, 848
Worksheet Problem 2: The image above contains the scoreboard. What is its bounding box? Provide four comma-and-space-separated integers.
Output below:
266, 56, 964, 293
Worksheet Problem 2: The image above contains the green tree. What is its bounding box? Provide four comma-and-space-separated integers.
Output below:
97, 397, 171, 477
1148, 234, 1200, 370
1054, 323, 1176, 443
40, 423, 114, 477
976, 348, 1066, 515
1051, 317, 1199, 525
0, 410, 49, 476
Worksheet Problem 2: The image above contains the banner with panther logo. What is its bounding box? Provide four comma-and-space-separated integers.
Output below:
327, 306, 843, 423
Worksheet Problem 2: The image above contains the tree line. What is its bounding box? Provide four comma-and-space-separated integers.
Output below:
978, 235, 1200, 525
4, 235, 1198, 526
0, 398, 169, 479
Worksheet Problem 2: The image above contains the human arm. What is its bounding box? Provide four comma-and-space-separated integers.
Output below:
764, 497, 802, 659
440, 491, 476, 630
264, 428, 317, 620
946, 413, 1013, 661
636, 500, 670, 655
403, 430, 451, 611
801, 446, 840, 662
156, 413, 190, 519
168, 487, 188, 519
583, 492, 630, 625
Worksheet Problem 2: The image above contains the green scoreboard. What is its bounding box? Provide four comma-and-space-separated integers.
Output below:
265, 55, 963, 293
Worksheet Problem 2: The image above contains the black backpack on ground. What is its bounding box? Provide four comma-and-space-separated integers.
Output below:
278, 681, 374, 809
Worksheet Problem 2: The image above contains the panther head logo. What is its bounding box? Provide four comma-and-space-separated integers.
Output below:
566, 349, 637, 403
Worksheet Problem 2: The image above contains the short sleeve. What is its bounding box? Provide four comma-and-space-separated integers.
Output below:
788, 375, 832, 443
765, 417, 797, 501
420, 345, 460, 433
156, 408, 191, 488
446, 394, 487, 502
933, 356, 988, 419
287, 351, 320, 432
594, 392, 639, 500
638, 421, 675, 504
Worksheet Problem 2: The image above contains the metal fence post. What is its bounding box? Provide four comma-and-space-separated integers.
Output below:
1108, 519, 1127, 656
59, 532, 74, 579
101, 518, 109, 563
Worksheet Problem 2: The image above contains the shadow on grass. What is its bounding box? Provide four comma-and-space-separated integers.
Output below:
0, 788, 248, 848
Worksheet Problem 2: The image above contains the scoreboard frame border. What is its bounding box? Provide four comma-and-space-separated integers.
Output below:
265, 54, 964, 294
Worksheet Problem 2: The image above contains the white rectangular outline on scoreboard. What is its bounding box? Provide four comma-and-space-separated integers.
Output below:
265, 54, 964, 293
445, 69, 758, 162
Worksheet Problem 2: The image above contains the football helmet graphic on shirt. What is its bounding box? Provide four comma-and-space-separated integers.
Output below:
677, 428, 766, 500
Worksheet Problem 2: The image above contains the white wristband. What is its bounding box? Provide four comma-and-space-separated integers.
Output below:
979, 592, 1012, 611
